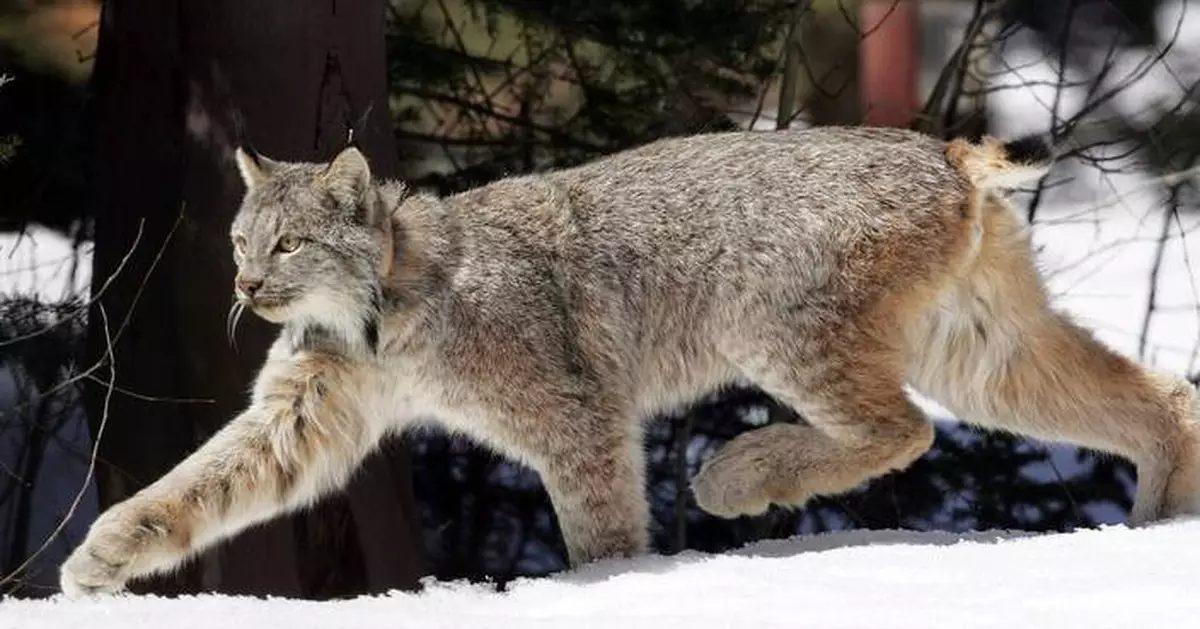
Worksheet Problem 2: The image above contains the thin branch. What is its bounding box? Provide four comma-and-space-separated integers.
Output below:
0, 306, 116, 592
1140, 191, 1180, 360
81, 374, 214, 405
918, 0, 993, 135
1173, 208, 1200, 375
0, 220, 144, 350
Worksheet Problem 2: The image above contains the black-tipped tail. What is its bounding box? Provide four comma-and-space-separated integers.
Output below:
1002, 134, 1054, 167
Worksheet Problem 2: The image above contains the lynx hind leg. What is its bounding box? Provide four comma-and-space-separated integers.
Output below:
1152, 376, 1200, 520
908, 197, 1200, 524
694, 332, 934, 519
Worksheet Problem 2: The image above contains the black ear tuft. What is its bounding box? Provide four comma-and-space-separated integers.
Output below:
230, 145, 277, 189
345, 101, 375, 151
242, 143, 262, 162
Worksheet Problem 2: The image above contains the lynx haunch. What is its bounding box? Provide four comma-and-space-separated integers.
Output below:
61, 127, 1200, 596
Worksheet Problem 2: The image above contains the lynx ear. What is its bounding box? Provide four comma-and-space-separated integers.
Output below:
318, 146, 371, 204
234, 147, 276, 190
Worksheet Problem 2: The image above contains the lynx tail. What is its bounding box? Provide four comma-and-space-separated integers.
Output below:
945, 134, 1054, 191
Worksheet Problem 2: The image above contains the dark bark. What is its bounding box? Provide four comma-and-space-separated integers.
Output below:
84, 0, 424, 598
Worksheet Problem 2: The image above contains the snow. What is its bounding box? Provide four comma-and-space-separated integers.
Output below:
0, 225, 90, 301
1026, 161, 1200, 374
4, 519, 1200, 628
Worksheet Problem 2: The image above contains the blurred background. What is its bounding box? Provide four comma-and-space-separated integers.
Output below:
1, 0, 1198, 600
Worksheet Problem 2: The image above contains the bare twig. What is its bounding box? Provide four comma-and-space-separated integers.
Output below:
0, 220, 145, 350
1140, 190, 1181, 360
0, 306, 116, 592
775, 15, 802, 131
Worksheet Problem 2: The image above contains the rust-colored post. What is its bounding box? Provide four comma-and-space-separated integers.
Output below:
860, 0, 920, 127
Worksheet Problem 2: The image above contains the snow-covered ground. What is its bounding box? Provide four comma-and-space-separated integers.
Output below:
0, 224, 90, 302
4, 519, 1200, 628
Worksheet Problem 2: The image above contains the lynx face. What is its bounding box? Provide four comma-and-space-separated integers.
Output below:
229, 147, 390, 347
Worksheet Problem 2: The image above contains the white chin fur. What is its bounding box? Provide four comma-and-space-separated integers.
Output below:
296, 289, 367, 341
250, 303, 294, 324
248, 289, 334, 325
250, 288, 367, 348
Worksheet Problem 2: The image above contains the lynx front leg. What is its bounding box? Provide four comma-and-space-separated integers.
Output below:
60, 352, 377, 597
533, 421, 650, 566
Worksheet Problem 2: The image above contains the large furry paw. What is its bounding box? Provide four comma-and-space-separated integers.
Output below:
60, 502, 169, 597
692, 428, 813, 519
691, 452, 772, 518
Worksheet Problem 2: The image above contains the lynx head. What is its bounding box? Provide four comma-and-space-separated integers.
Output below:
229, 146, 396, 351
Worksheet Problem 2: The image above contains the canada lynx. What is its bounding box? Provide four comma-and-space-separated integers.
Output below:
61, 126, 1200, 596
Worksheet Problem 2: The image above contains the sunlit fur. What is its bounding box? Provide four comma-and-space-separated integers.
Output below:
61, 128, 1200, 597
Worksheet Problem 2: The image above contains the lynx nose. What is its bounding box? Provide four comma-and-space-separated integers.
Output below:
235, 276, 263, 298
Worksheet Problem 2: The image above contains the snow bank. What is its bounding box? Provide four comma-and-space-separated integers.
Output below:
0, 225, 90, 301
5, 520, 1199, 629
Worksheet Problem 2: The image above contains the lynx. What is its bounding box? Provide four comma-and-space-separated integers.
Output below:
61, 126, 1200, 596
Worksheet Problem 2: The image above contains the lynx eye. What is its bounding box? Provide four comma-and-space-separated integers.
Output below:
276, 235, 303, 254
233, 235, 247, 256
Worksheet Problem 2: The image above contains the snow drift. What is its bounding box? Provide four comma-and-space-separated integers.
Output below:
4, 520, 1199, 629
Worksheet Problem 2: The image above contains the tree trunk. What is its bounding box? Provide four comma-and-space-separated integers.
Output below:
860, 0, 919, 128
84, 0, 424, 598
